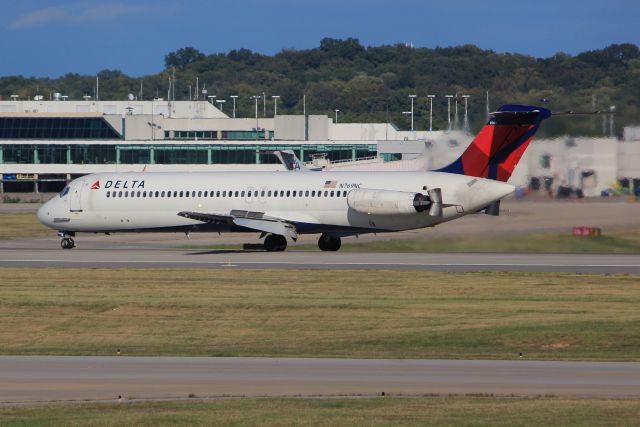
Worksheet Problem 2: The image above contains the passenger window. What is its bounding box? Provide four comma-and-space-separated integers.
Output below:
125, 191, 129, 197
179, 191, 183, 197
203, 191, 207, 197
155, 191, 159, 197
216, 191, 221, 197
234, 191, 239, 197
136, 191, 140, 197
173, 191, 177, 197
330, 191, 334, 197
305, 191, 309, 197
242, 191, 246, 197
343, 191, 347, 197
311, 191, 316, 197
118, 191, 122, 197
324, 191, 328, 197
161, 191, 165, 197
106, 191, 110, 198
142, 191, 146, 197
286, 190, 290, 197
267, 190, 272, 197
292, 191, 297, 197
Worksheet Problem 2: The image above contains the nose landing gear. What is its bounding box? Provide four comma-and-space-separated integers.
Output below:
60, 237, 75, 249
58, 231, 76, 249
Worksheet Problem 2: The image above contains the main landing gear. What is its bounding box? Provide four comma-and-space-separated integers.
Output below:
264, 234, 287, 252
318, 233, 341, 252
60, 237, 75, 249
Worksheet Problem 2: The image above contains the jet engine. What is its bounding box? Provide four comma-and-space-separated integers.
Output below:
347, 188, 443, 216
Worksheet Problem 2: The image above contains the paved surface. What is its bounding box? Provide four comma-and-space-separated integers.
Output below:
1, 356, 639, 404
1, 248, 639, 273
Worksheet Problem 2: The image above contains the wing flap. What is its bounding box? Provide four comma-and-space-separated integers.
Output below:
178, 210, 298, 240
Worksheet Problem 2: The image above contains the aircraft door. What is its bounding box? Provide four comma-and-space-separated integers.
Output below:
69, 180, 86, 212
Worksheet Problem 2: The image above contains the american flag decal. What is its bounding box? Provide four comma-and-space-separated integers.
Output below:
324, 180, 337, 188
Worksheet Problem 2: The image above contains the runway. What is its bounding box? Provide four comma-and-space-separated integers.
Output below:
1, 247, 639, 273
1, 356, 639, 404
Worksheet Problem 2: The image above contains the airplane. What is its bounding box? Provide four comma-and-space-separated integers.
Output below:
37, 104, 551, 251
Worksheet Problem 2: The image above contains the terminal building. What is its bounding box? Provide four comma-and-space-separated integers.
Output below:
0, 99, 639, 197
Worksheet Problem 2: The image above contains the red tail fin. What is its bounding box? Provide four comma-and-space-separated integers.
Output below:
437, 104, 551, 181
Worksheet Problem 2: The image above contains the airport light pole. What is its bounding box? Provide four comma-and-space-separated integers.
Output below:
609, 105, 616, 137
408, 94, 417, 131
216, 99, 226, 113
230, 95, 238, 118
251, 95, 260, 138
262, 92, 266, 117
445, 95, 453, 131
207, 95, 216, 105
272, 95, 280, 117
462, 94, 470, 132
402, 111, 412, 131
454, 95, 459, 130
335, 109, 340, 123
427, 95, 435, 131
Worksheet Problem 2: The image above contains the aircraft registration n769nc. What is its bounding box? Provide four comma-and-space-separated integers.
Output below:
37, 105, 551, 252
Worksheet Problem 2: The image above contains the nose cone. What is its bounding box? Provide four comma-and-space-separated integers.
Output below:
37, 201, 53, 228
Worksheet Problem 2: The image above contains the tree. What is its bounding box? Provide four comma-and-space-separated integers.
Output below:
319, 37, 365, 60
164, 47, 205, 70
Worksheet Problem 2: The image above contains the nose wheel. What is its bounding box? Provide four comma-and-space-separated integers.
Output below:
61, 237, 75, 249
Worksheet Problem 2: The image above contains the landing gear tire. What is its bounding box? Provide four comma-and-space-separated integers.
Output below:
61, 237, 75, 250
318, 233, 341, 251
264, 234, 287, 252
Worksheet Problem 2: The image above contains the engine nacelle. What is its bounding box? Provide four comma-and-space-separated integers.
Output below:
347, 189, 430, 215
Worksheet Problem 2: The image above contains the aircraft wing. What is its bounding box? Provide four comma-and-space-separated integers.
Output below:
178, 210, 298, 240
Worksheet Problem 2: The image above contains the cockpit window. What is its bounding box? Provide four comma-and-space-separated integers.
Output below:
59, 186, 70, 197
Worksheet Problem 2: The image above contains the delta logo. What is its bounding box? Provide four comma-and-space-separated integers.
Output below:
91, 180, 100, 190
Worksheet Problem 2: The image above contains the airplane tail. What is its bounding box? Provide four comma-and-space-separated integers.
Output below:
437, 104, 551, 182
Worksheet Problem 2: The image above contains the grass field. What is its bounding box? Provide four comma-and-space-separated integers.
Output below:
2, 397, 639, 426
1, 268, 639, 360
0, 213, 49, 240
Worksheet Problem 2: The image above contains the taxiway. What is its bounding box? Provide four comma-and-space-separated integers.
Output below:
1, 247, 639, 273
1, 356, 639, 404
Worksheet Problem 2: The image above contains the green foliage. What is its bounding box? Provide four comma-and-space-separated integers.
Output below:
1, 40, 639, 136
164, 47, 205, 70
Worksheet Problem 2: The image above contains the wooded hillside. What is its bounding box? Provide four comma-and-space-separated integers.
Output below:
2, 39, 639, 137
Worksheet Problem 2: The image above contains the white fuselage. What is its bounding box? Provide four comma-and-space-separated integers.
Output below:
37, 171, 514, 236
